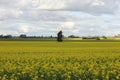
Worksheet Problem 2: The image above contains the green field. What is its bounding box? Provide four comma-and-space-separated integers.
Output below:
0, 38, 120, 42
0, 41, 120, 80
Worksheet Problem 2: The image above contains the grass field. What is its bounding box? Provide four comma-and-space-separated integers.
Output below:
0, 41, 120, 80
0, 37, 120, 42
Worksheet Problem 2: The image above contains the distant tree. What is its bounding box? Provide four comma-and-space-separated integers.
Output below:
82, 36, 100, 40
96, 37, 100, 40
0, 35, 3, 38
20, 34, 27, 38
50, 35, 53, 38
102, 36, 107, 39
57, 31, 63, 42
3, 35, 12, 38
68, 35, 75, 38
68, 35, 79, 38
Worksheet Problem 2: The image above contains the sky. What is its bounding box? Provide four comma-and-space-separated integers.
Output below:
0, 0, 120, 36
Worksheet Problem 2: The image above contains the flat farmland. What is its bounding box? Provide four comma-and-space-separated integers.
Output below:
0, 41, 120, 80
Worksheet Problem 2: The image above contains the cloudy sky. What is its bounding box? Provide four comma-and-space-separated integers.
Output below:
0, 0, 120, 36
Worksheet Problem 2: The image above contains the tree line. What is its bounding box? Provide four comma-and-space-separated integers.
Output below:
0, 34, 56, 38
0, 34, 108, 39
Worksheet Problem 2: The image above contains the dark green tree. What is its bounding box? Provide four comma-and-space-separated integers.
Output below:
57, 31, 63, 42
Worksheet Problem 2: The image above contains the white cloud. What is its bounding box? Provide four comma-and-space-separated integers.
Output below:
91, 0, 105, 6
61, 21, 75, 29
71, 29, 80, 34
29, 0, 120, 14
0, 8, 6, 18
0, 30, 19, 35
18, 25, 30, 33
1, 0, 119, 14
0, 0, 120, 36
32, 0, 65, 10
0, 8, 23, 19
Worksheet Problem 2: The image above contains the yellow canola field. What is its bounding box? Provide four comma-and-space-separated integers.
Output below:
0, 41, 120, 80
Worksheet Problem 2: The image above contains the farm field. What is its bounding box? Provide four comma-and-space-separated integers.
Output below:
0, 41, 120, 80
0, 38, 120, 42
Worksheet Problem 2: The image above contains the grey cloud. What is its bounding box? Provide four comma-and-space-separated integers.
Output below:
0, 0, 120, 14
0, 0, 120, 36
31, 0, 120, 14
64, 0, 119, 14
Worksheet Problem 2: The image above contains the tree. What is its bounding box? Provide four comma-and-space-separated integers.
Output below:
0, 35, 3, 38
57, 31, 63, 42
68, 35, 79, 38
3, 35, 12, 38
20, 34, 27, 38
102, 36, 107, 39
